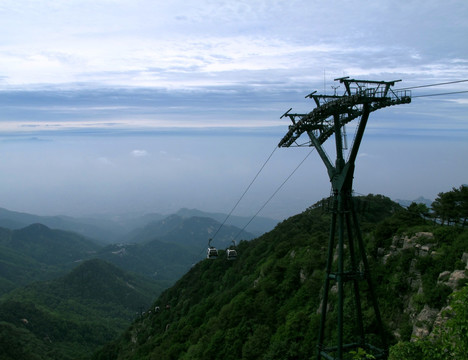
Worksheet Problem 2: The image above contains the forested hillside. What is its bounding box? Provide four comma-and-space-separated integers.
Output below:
93, 189, 467, 360
0, 259, 162, 360
0, 224, 101, 295
97, 215, 255, 284
175, 208, 278, 237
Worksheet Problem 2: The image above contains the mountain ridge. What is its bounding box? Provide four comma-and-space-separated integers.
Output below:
0, 206, 279, 244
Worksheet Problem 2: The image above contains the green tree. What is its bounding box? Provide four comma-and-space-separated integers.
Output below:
432, 185, 468, 226
456, 185, 468, 227
407, 202, 430, 219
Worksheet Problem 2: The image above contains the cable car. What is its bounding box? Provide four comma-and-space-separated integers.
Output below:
207, 238, 218, 259
226, 240, 237, 260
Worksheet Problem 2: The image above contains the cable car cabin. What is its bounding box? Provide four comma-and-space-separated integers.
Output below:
207, 246, 218, 259
227, 248, 237, 260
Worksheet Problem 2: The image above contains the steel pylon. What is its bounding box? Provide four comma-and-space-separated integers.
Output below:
278, 77, 411, 359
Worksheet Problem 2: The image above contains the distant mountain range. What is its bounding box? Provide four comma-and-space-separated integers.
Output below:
0, 207, 278, 244
394, 196, 433, 208
0, 209, 260, 296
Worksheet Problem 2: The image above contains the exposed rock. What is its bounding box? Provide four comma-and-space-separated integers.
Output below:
412, 304, 439, 339
438, 271, 451, 283
408, 271, 422, 291
431, 305, 451, 332
415, 232, 434, 240
462, 252, 468, 269
382, 253, 392, 265
438, 269, 467, 290
447, 270, 466, 290
391, 232, 435, 253
385, 231, 465, 341
300, 269, 307, 283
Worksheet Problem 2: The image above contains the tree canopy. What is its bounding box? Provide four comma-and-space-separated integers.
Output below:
431, 185, 468, 226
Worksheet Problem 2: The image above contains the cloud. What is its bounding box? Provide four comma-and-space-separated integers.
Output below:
1, 0, 467, 91
131, 149, 148, 157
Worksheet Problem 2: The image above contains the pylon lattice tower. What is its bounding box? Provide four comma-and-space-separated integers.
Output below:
278, 77, 411, 360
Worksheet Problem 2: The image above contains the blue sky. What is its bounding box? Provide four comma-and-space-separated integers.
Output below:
0, 0, 467, 220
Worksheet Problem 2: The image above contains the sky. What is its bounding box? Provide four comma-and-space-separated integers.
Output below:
0, 0, 467, 221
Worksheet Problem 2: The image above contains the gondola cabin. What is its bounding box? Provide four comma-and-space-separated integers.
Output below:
207, 246, 218, 259
226, 240, 237, 260
227, 248, 237, 260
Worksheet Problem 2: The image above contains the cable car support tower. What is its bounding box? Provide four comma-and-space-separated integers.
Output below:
278, 77, 411, 360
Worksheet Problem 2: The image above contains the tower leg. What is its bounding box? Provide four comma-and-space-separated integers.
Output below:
337, 190, 345, 359
345, 195, 365, 345
317, 199, 337, 359
316, 188, 387, 359
352, 208, 387, 356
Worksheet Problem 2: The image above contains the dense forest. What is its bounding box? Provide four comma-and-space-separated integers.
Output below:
0, 258, 162, 359
91, 186, 467, 360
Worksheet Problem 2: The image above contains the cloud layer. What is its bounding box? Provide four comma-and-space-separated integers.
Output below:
1, 0, 467, 90
0, 0, 467, 219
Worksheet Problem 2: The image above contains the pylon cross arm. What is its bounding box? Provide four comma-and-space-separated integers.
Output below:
278, 84, 411, 149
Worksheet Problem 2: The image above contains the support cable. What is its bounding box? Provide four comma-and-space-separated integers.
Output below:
412, 90, 468, 98
397, 79, 468, 90
210, 146, 278, 242
233, 148, 315, 240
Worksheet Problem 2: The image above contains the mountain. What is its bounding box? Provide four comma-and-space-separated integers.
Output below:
0, 259, 162, 360
93, 194, 468, 360
176, 208, 279, 237
60, 258, 161, 308
6, 223, 100, 265
0, 207, 125, 244
127, 214, 255, 245
98, 215, 255, 284
96, 239, 196, 285
0, 241, 60, 296
0, 224, 102, 295
0, 206, 266, 243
